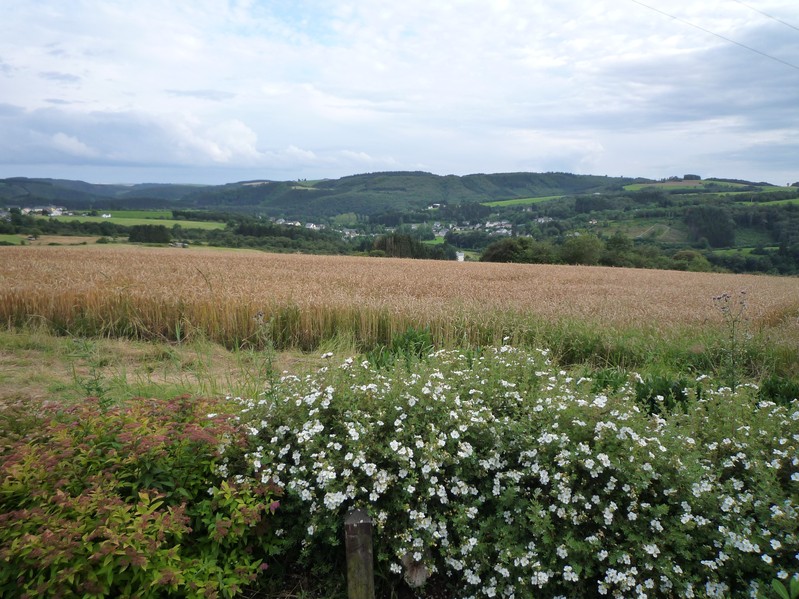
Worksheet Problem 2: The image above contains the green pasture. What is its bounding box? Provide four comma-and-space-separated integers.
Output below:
616, 220, 687, 243
422, 237, 446, 245
482, 195, 563, 207
0, 234, 21, 244
105, 210, 174, 219
759, 197, 799, 206
624, 181, 792, 193
624, 182, 705, 191
46, 215, 225, 230
710, 246, 778, 257
623, 181, 751, 191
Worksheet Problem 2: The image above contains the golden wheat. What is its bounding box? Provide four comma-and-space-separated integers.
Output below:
2, 245, 798, 353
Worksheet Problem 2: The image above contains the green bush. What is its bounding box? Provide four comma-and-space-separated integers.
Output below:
634, 373, 693, 415
760, 375, 799, 407
234, 347, 799, 598
0, 396, 280, 598
367, 326, 434, 370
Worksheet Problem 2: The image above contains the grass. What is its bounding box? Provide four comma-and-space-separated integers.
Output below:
481, 195, 563, 207
104, 210, 174, 219
710, 246, 778, 257
422, 237, 446, 245
0, 327, 321, 406
41, 215, 225, 230
624, 182, 706, 191
624, 181, 793, 193
624, 181, 744, 191
759, 197, 799, 206
0, 234, 21, 245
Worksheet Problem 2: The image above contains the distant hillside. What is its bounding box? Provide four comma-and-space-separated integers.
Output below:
3, 171, 798, 276
0, 172, 640, 217
3, 171, 787, 221
0, 178, 208, 209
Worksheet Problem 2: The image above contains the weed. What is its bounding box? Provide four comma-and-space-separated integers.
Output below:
67, 338, 112, 407
758, 375, 799, 407
634, 373, 693, 415
367, 326, 433, 370
714, 290, 749, 389
588, 367, 629, 393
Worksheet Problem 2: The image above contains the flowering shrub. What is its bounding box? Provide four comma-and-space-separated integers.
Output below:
0, 395, 280, 598
234, 347, 799, 598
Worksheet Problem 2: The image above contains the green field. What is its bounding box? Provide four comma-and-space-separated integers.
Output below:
47, 215, 225, 230
104, 210, 174, 219
422, 236, 446, 245
0, 234, 21, 245
482, 195, 563, 207
760, 197, 799, 206
624, 181, 792, 193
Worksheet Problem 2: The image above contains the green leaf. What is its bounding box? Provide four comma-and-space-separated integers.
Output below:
773, 580, 790, 599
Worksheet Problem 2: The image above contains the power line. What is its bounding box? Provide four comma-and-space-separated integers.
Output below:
629, 0, 799, 72
729, 0, 799, 33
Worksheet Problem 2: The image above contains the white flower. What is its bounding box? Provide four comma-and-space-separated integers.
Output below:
643, 544, 660, 557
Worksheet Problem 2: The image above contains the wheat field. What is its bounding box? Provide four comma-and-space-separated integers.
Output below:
2, 245, 798, 358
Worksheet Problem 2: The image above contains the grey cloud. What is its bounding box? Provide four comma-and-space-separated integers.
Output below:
45, 98, 81, 105
0, 105, 182, 166
39, 71, 82, 83
166, 89, 236, 101
710, 142, 799, 171
0, 103, 24, 117
575, 19, 799, 133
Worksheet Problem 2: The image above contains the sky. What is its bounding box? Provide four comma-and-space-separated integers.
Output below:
0, 0, 797, 186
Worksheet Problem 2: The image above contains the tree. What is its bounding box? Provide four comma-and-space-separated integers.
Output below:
560, 234, 604, 265
672, 250, 712, 272
684, 206, 735, 248
480, 237, 556, 264
602, 232, 635, 267
128, 224, 171, 244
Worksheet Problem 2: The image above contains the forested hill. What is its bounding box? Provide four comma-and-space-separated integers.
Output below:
0, 171, 638, 217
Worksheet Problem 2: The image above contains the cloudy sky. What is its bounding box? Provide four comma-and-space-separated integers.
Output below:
1, 0, 797, 185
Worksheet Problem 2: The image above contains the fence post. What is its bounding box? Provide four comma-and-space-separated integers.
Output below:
345, 508, 375, 599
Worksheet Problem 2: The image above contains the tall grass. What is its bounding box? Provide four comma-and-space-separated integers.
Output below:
2, 246, 798, 376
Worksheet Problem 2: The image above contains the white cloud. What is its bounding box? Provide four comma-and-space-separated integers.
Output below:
0, 0, 797, 184
49, 132, 97, 158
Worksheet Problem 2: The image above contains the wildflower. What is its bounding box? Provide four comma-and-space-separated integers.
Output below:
563, 565, 579, 582
643, 544, 660, 557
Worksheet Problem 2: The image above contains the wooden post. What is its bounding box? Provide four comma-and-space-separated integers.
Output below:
344, 508, 375, 599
